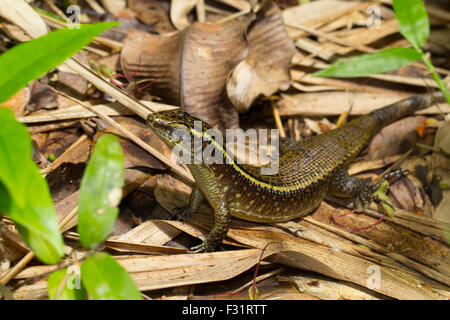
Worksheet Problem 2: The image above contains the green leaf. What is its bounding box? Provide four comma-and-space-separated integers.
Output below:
48, 268, 87, 300
393, 0, 429, 50
0, 109, 64, 264
0, 22, 119, 103
374, 180, 395, 218
313, 47, 422, 78
80, 252, 142, 300
77, 135, 124, 249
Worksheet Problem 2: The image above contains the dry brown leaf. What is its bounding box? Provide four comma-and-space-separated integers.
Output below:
226, 227, 448, 299
0, 0, 48, 38
227, 2, 295, 112
115, 220, 182, 246
13, 248, 279, 298
283, 0, 362, 38
276, 92, 450, 117
278, 274, 382, 300
348, 154, 403, 176
311, 204, 450, 281
128, 0, 175, 33
365, 116, 429, 160
121, 17, 253, 131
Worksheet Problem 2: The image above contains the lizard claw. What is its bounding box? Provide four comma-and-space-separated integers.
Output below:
188, 239, 219, 253
188, 242, 211, 253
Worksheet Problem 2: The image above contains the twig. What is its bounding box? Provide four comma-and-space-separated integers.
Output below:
43, 0, 68, 20
231, 267, 284, 294
217, 9, 250, 24
85, 0, 105, 14
416, 143, 442, 153
270, 99, 286, 138
380, 148, 413, 178
0, 252, 35, 285
36, 11, 123, 52
196, 0, 206, 22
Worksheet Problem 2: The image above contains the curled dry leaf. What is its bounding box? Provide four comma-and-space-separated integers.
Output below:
170, 0, 197, 31
121, 17, 253, 131
227, 2, 296, 112
365, 116, 430, 160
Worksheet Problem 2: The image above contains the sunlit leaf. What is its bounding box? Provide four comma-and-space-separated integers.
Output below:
48, 268, 87, 300
393, 0, 429, 50
0, 22, 119, 103
77, 135, 124, 249
0, 108, 64, 264
81, 252, 142, 300
313, 48, 421, 78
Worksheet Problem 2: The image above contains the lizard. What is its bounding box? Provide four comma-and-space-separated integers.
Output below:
146, 92, 445, 253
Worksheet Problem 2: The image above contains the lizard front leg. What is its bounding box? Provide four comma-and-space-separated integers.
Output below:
188, 200, 230, 253
329, 168, 385, 211
172, 187, 203, 221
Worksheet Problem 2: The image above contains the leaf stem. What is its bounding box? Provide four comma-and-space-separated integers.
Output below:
420, 52, 450, 104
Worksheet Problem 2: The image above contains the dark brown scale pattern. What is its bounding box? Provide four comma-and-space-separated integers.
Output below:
205, 115, 378, 222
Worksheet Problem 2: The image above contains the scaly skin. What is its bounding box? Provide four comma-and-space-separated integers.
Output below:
146, 92, 444, 252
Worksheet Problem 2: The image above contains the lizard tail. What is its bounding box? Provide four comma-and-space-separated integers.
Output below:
370, 91, 446, 126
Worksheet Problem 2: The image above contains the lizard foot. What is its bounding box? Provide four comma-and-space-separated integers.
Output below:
188, 241, 215, 253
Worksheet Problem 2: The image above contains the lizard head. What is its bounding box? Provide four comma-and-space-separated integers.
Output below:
146, 110, 213, 151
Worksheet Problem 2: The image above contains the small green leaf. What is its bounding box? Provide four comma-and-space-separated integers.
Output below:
0, 109, 64, 264
77, 135, 124, 249
81, 252, 142, 300
393, 0, 429, 50
313, 48, 422, 78
48, 268, 87, 300
374, 180, 395, 218
0, 22, 119, 103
